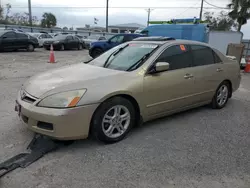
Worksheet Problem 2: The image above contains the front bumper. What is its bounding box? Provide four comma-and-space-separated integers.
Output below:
16, 91, 99, 140
43, 43, 61, 50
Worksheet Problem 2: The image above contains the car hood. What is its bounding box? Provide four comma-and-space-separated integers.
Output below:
23, 63, 125, 98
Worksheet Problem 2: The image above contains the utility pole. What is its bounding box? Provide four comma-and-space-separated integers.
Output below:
28, 0, 32, 26
106, 0, 109, 32
146, 8, 153, 26
199, 0, 204, 20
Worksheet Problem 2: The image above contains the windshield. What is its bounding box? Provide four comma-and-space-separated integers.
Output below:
53, 35, 67, 40
89, 43, 158, 71
88, 35, 99, 40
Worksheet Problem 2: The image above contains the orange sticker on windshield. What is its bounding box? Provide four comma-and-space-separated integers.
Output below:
180, 45, 186, 51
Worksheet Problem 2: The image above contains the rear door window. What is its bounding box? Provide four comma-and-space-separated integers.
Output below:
213, 50, 222, 63
191, 45, 215, 66
123, 35, 134, 42
16, 33, 28, 39
3, 32, 16, 38
66, 36, 74, 40
156, 44, 193, 70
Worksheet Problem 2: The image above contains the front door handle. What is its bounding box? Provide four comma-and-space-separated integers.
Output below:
216, 68, 223, 72
184, 74, 194, 79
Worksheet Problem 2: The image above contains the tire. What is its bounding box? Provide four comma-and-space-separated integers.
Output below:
91, 48, 103, 58
60, 44, 65, 51
91, 97, 136, 143
27, 44, 34, 52
211, 81, 230, 109
78, 44, 83, 50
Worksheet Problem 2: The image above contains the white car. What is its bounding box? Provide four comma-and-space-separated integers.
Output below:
28, 33, 53, 47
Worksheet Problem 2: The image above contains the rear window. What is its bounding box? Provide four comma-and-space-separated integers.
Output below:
191, 45, 215, 66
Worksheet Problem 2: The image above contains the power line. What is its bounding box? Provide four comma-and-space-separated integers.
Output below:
204, 0, 230, 9
172, 0, 201, 18
7, 6, 229, 9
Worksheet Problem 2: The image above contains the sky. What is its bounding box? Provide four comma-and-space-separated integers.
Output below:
2, 0, 250, 38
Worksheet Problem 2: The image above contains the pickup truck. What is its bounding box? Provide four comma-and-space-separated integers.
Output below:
89, 33, 144, 58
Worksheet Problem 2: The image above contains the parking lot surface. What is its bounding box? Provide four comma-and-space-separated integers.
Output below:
0, 49, 249, 188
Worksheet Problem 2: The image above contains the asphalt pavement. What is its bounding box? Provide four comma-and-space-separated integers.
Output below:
0, 49, 249, 188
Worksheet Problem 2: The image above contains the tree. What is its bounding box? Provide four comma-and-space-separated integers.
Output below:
0, 4, 39, 26
228, 0, 250, 31
204, 11, 237, 31
41, 12, 57, 28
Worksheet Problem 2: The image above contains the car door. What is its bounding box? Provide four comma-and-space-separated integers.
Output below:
73, 36, 80, 48
16, 33, 29, 48
65, 35, 74, 49
39, 34, 47, 46
1, 32, 16, 50
189, 45, 225, 103
143, 44, 196, 117
108, 35, 124, 50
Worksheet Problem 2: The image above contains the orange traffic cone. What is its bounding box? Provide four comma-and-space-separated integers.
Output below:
48, 44, 56, 63
244, 56, 250, 73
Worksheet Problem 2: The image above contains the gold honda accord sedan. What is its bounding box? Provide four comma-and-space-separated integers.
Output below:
15, 38, 241, 143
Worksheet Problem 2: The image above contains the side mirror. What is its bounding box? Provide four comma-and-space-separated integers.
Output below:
149, 62, 169, 74
107, 39, 111, 43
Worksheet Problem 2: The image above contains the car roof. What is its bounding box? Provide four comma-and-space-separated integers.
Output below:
127, 39, 211, 47
133, 36, 176, 41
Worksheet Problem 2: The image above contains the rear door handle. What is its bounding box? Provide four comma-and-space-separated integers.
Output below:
216, 68, 223, 72
184, 74, 194, 79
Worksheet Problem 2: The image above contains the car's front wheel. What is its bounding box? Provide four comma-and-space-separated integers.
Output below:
91, 48, 103, 58
91, 97, 136, 143
211, 81, 230, 109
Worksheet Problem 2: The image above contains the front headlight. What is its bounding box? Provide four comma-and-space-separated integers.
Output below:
37, 89, 87, 108
53, 40, 60, 44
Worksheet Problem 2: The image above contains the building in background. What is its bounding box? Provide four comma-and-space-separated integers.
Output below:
108, 23, 145, 33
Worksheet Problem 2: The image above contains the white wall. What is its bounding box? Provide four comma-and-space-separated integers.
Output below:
208, 31, 243, 54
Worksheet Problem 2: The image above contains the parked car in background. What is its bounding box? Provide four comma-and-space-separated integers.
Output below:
89, 33, 143, 58
43, 34, 84, 51
0, 30, 39, 52
83, 35, 107, 49
28, 33, 53, 47
16, 39, 241, 143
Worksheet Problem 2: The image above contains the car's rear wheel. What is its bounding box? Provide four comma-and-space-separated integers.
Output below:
91, 48, 103, 58
78, 44, 83, 50
91, 97, 136, 143
211, 81, 230, 109
27, 44, 34, 52
60, 44, 65, 51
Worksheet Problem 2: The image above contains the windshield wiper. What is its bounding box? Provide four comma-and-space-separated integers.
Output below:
126, 53, 152, 71
103, 44, 129, 68
126, 46, 159, 71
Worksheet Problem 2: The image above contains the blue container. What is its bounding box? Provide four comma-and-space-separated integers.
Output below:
141, 24, 207, 42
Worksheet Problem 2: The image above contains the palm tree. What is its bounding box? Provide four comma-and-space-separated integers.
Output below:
41, 12, 57, 28
228, 0, 250, 31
